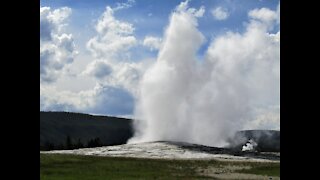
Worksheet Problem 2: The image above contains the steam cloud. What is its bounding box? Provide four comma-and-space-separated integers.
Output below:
128, 1, 279, 147
242, 139, 258, 152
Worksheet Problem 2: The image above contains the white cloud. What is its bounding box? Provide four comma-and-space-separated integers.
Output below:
142, 36, 162, 51
83, 60, 112, 79
190, 5, 205, 17
247, 7, 278, 32
48, 7, 72, 24
40, 6, 77, 83
40, 83, 134, 116
41, 3, 146, 116
176, 0, 205, 18
84, 4, 152, 96
248, 7, 277, 25
176, 0, 189, 12
86, 6, 137, 59
114, 0, 135, 11
82, 59, 152, 97
211, 7, 229, 20
270, 31, 280, 43
40, 7, 71, 40
109, 61, 153, 96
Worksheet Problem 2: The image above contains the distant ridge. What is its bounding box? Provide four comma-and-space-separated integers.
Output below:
40, 111, 279, 152
40, 111, 134, 150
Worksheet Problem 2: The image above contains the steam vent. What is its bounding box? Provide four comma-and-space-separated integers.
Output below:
227, 130, 280, 152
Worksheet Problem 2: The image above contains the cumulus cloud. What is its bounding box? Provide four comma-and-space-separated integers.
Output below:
248, 7, 277, 28
41, 1, 152, 117
40, 61, 152, 116
40, 6, 77, 83
211, 7, 229, 20
177, 0, 205, 18
82, 60, 148, 94
84, 3, 152, 96
194, 6, 205, 17
86, 6, 137, 59
83, 61, 112, 79
111, 60, 154, 96
129, 1, 279, 147
85, 84, 134, 115
40, 83, 134, 116
142, 36, 162, 51
40, 7, 72, 40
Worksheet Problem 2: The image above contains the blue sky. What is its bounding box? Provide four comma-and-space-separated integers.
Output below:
40, 0, 279, 55
40, 0, 280, 123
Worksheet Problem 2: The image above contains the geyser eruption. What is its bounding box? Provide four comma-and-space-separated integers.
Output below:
129, 1, 279, 147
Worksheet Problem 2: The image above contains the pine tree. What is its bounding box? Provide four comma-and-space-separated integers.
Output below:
43, 141, 54, 151
66, 135, 73, 149
76, 138, 84, 149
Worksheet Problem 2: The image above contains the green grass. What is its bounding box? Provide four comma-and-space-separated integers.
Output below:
235, 162, 280, 177
40, 154, 279, 180
40, 154, 211, 180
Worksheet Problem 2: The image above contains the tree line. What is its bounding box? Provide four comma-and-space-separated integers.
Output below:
40, 135, 105, 151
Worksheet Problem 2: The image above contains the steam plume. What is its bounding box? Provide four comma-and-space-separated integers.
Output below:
242, 139, 258, 152
128, 1, 279, 147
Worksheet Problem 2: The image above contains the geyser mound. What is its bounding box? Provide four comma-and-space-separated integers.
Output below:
43, 140, 279, 162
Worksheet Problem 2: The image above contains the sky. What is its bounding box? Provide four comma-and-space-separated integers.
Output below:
40, 0, 280, 132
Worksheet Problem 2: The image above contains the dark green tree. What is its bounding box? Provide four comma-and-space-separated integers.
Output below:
56, 143, 65, 150
66, 135, 73, 149
87, 137, 102, 148
43, 141, 54, 151
76, 138, 84, 149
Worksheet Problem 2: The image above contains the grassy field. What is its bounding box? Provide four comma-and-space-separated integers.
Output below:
40, 154, 280, 180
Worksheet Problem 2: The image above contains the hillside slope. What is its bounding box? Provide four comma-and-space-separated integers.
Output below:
227, 130, 280, 152
40, 111, 133, 149
40, 112, 279, 152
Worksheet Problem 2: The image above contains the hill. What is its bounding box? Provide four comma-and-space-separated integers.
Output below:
40, 111, 133, 150
40, 111, 279, 152
227, 130, 280, 152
